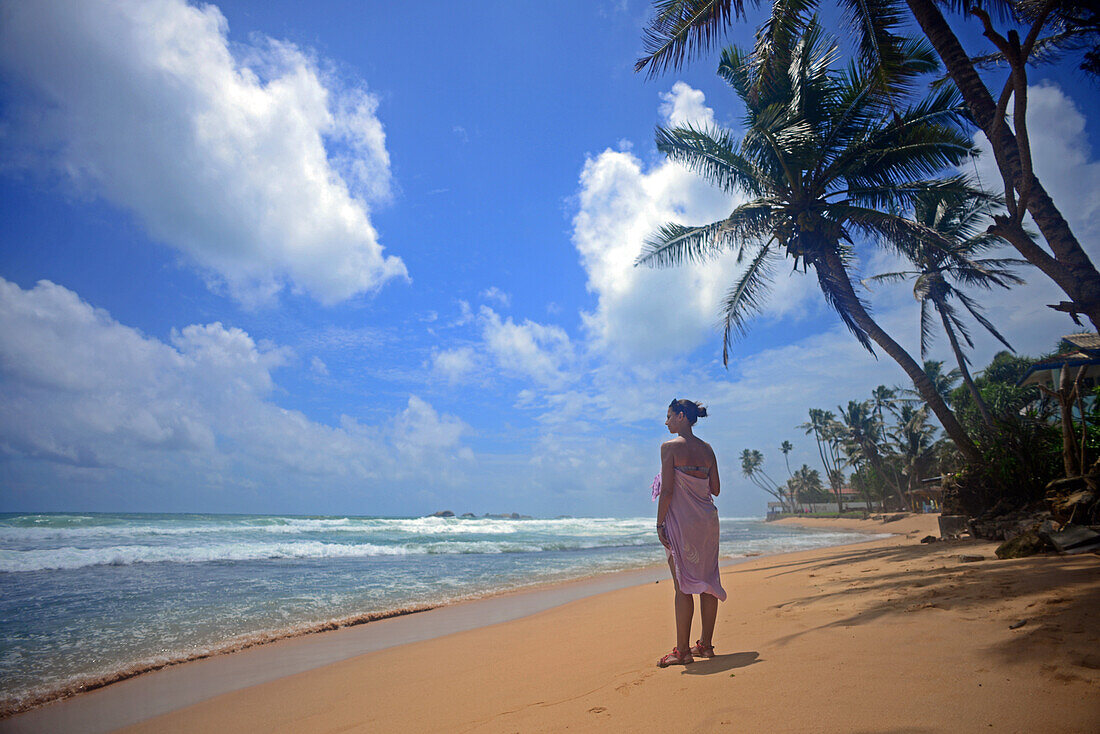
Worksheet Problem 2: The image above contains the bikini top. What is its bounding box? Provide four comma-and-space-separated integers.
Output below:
675, 464, 711, 476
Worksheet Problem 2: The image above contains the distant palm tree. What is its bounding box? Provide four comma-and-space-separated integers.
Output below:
741, 448, 792, 511
836, 400, 906, 509
799, 408, 845, 512
790, 464, 826, 504
864, 190, 1026, 426
634, 11, 983, 464
890, 403, 940, 507
921, 359, 961, 407
870, 385, 896, 444
779, 440, 794, 478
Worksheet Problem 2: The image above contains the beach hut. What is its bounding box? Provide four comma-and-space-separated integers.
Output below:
1017, 332, 1100, 392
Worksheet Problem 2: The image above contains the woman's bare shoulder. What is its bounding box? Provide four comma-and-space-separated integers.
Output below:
661, 437, 685, 455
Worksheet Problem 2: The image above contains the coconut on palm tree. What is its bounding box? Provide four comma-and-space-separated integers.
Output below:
635, 10, 983, 463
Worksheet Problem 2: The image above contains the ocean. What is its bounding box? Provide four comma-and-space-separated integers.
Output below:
0, 512, 875, 714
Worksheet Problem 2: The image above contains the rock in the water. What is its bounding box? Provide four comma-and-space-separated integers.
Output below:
459, 513, 476, 518
920, 535, 938, 544
995, 530, 1046, 559
430, 510, 455, 518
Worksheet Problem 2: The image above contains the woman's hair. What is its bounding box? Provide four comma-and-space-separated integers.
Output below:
669, 399, 708, 425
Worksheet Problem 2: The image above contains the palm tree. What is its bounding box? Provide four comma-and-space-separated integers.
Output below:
799, 408, 846, 511
921, 359, 961, 407
635, 12, 983, 463
790, 464, 827, 504
836, 400, 907, 509
870, 385, 896, 444
633, 0, 1100, 329
741, 448, 793, 510
890, 403, 940, 507
779, 440, 794, 478
864, 191, 1026, 426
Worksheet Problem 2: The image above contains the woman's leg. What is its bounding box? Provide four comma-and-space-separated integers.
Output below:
699, 592, 718, 648
667, 556, 694, 653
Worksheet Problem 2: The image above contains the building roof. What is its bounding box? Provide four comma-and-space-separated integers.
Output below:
1018, 333, 1100, 388
1063, 332, 1100, 352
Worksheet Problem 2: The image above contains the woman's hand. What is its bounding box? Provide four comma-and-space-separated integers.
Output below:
656, 522, 671, 549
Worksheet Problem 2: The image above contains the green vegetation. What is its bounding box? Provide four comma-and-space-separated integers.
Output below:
634, 0, 1100, 521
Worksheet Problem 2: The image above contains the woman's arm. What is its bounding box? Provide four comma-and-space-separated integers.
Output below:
656, 442, 675, 547
709, 446, 721, 496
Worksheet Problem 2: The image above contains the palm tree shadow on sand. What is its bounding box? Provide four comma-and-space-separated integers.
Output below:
682, 651, 761, 675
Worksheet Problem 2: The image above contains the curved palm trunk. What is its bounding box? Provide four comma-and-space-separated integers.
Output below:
904, 0, 1100, 330
820, 250, 983, 467
937, 304, 994, 427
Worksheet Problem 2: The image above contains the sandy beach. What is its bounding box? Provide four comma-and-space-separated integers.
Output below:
7, 514, 1099, 733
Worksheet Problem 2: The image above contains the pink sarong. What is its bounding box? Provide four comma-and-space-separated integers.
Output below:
661, 468, 726, 601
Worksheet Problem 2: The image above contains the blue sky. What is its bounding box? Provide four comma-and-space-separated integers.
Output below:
1, 0, 1098, 518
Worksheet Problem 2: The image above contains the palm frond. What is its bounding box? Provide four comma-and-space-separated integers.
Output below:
814, 258, 875, 353
862, 270, 916, 288
919, 297, 935, 358
956, 290, 1016, 351
655, 124, 764, 195
636, 219, 739, 268
635, 0, 749, 78
721, 242, 778, 364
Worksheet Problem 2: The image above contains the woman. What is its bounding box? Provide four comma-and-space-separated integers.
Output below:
655, 398, 726, 667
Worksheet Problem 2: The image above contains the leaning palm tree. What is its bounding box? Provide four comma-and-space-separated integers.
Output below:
634, 0, 1100, 331
864, 190, 1026, 426
741, 448, 793, 510
635, 11, 983, 463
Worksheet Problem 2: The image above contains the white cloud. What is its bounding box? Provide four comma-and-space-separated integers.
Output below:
572, 82, 819, 362
0, 277, 469, 511
393, 395, 471, 462
659, 81, 716, 128
431, 346, 479, 384
310, 356, 329, 376
0, 0, 407, 305
479, 286, 511, 307
479, 306, 575, 386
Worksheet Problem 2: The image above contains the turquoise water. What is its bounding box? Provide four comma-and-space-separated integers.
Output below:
0, 512, 873, 713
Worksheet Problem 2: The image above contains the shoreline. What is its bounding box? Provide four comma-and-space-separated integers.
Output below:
0, 522, 890, 732
10, 514, 1094, 733
0, 518, 879, 721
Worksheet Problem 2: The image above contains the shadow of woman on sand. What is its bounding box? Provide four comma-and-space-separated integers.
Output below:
683, 651, 761, 675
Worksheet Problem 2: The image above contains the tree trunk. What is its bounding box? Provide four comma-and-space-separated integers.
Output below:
1039, 367, 1083, 477
904, 0, 1100, 330
863, 439, 908, 511
937, 305, 994, 427
820, 249, 984, 466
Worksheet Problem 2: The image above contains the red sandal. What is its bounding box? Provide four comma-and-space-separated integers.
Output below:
690, 640, 715, 658
657, 647, 694, 667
